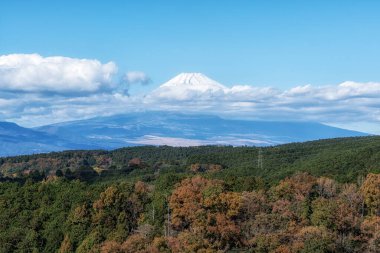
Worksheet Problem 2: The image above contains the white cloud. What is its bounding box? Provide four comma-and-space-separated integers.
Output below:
0, 54, 117, 94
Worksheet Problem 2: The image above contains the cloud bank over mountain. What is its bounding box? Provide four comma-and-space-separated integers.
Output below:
146, 73, 380, 133
0, 54, 379, 134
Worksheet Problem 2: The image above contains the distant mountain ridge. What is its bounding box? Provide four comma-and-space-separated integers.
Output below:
0, 121, 96, 157
0, 111, 368, 157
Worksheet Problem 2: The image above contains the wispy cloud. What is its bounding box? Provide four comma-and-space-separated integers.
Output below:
119, 71, 152, 95
122, 71, 151, 85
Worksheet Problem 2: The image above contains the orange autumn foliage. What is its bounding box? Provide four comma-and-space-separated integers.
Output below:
169, 176, 243, 251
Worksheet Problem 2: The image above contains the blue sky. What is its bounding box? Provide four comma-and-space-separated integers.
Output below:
0, 0, 380, 133
2, 0, 380, 88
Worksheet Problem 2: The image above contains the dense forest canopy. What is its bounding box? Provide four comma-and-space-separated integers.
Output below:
0, 136, 379, 252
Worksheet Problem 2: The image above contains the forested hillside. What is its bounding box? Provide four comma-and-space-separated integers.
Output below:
0, 136, 379, 252
1, 136, 380, 184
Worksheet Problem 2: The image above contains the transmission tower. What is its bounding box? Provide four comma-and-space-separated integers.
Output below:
257, 148, 264, 170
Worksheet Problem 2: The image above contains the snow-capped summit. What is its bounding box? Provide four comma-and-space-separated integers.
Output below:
147, 73, 227, 101
160, 73, 227, 92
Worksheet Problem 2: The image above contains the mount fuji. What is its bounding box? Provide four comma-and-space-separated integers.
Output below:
0, 73, 369, 157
